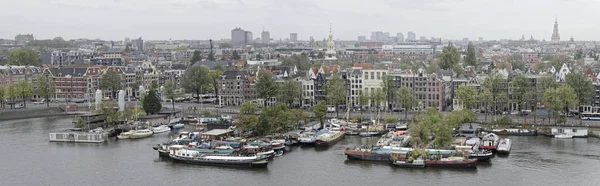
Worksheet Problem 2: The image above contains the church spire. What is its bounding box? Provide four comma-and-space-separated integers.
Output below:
551, 17, 560, 44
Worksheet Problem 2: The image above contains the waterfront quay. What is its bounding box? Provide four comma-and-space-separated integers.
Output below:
2, 116, 600, 186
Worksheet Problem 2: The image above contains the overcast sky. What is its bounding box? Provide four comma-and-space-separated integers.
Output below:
1, 0, 599, 41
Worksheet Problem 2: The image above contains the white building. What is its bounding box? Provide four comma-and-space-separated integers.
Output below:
556, 63, 570, 82
381, 44, 434, 56
362, 69, 388, 108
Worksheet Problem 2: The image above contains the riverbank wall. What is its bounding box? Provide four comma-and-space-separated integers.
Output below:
0, 107, 69, 121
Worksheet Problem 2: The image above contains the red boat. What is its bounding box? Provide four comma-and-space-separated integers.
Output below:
480, 133, 500, 152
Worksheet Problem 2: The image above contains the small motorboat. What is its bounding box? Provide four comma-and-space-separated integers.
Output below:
130, 129, 153, 139
152, 125, 171, 134
275, 150, 284, 157
555, 134, 573, 139
170, 123, 185, 130
497, 138, 512, 156
117, 131, 135, 140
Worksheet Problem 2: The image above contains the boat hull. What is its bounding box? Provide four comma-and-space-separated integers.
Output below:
315, 132, 345, 147
496, 150, 510, 156
487, 130, 537, 136
130, 133, 153, 139
392, 161, 425, 168
344, 150, 390, 161
425, 159, 478, 169
169, 156, 269, 168
470, 154, 494, 162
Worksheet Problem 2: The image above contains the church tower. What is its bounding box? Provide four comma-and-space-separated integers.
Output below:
551, 17, 560, 44
324, 24, 338, 62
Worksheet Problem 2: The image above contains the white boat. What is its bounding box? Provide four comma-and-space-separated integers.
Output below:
117, 131, 135, 139
170, 123, 185, 130
153, 125, 171, 134
497, 138, 512, 155
299, 131, 317, 144
130, 129, 153, 139
554, 134, 573, 139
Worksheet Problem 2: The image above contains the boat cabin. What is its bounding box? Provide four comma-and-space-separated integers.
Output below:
201, 129, 234, 140
138, 115, 170, 126
458, 123, 482, 138
157, 110, 181, 118
551, 127, 588, 138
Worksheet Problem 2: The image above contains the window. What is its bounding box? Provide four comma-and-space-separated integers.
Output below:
371, 72, 374, 79
364, 72, 368, 79
376, 72, 381, 79
573, 129, 577, 133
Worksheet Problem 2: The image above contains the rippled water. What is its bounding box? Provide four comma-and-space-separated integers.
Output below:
2, 117, 600, 186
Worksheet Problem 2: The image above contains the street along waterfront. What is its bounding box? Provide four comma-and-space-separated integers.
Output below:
2, 116, 600, 186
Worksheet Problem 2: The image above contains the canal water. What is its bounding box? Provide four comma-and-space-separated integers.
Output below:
2, 116, 600, 186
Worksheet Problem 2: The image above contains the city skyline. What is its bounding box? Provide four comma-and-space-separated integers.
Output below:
2, 0, 600, 41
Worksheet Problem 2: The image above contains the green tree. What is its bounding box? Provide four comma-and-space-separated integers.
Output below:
465, 42, 477, 68
232, 50, 241, 60
381, 75, 395, 111
480, 88, 493, 122
372, 88, 385, 124
358, 92, 368, 120
278, 79, 303, 107
510, 74, 531, 111
313, 101, 328, 129
543, 85, 578, 123
508, 54, 525, 71
191, 50, 202, 62
566, 72, 594, 119
5, 84, 17, 109
236, 101, 260, 134
163, 79, 177, 109
208, 69, 224, 106
444, 109, 476, 129
76, 116, 85, 129
36, 75, 54, 107
483, 72, 503, 115
16, 80, 32, 108
317, 51, 324, 59
256, 70, 278, 107
100, 70, 122, 99
96, 101, 119, 126
326, 74, 346, 118
240, 101, 259, 114
455, 85, 478, 109
256, 103, 299, 135
439, 42, 459, 70
7, 49, 42, 66
396, 86, 416, 120
142, 89, 162, 115
0, 86, 4, 109
575, 49, 584, 60
182, 65, 211, 103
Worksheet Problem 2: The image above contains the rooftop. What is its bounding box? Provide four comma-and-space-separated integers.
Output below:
202, 129, 233, 136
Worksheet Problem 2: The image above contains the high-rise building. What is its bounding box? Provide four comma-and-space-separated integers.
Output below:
290, 33, 298, 42
551, 18, 560, 44
358, 36, 367, 42
261, 30, 270, 43
371, 31, 383, 41
14, 34, 34, 44
133, 37, 144, 51
419, 36, 427, 42
407, 32, 416, 41
396, 33, 404, 42
245, 31, 253, 45
231, 27, 247, 46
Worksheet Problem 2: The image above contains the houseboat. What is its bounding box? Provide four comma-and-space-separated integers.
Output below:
481, 133, 500, 152
549, 127, 588, 138
169, 146, 268, 168
345, 146, 412, 161
314, 129, 345, 147
49, 131, 108, 143
486, 128, 537, 136
458, 123, 482, 138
